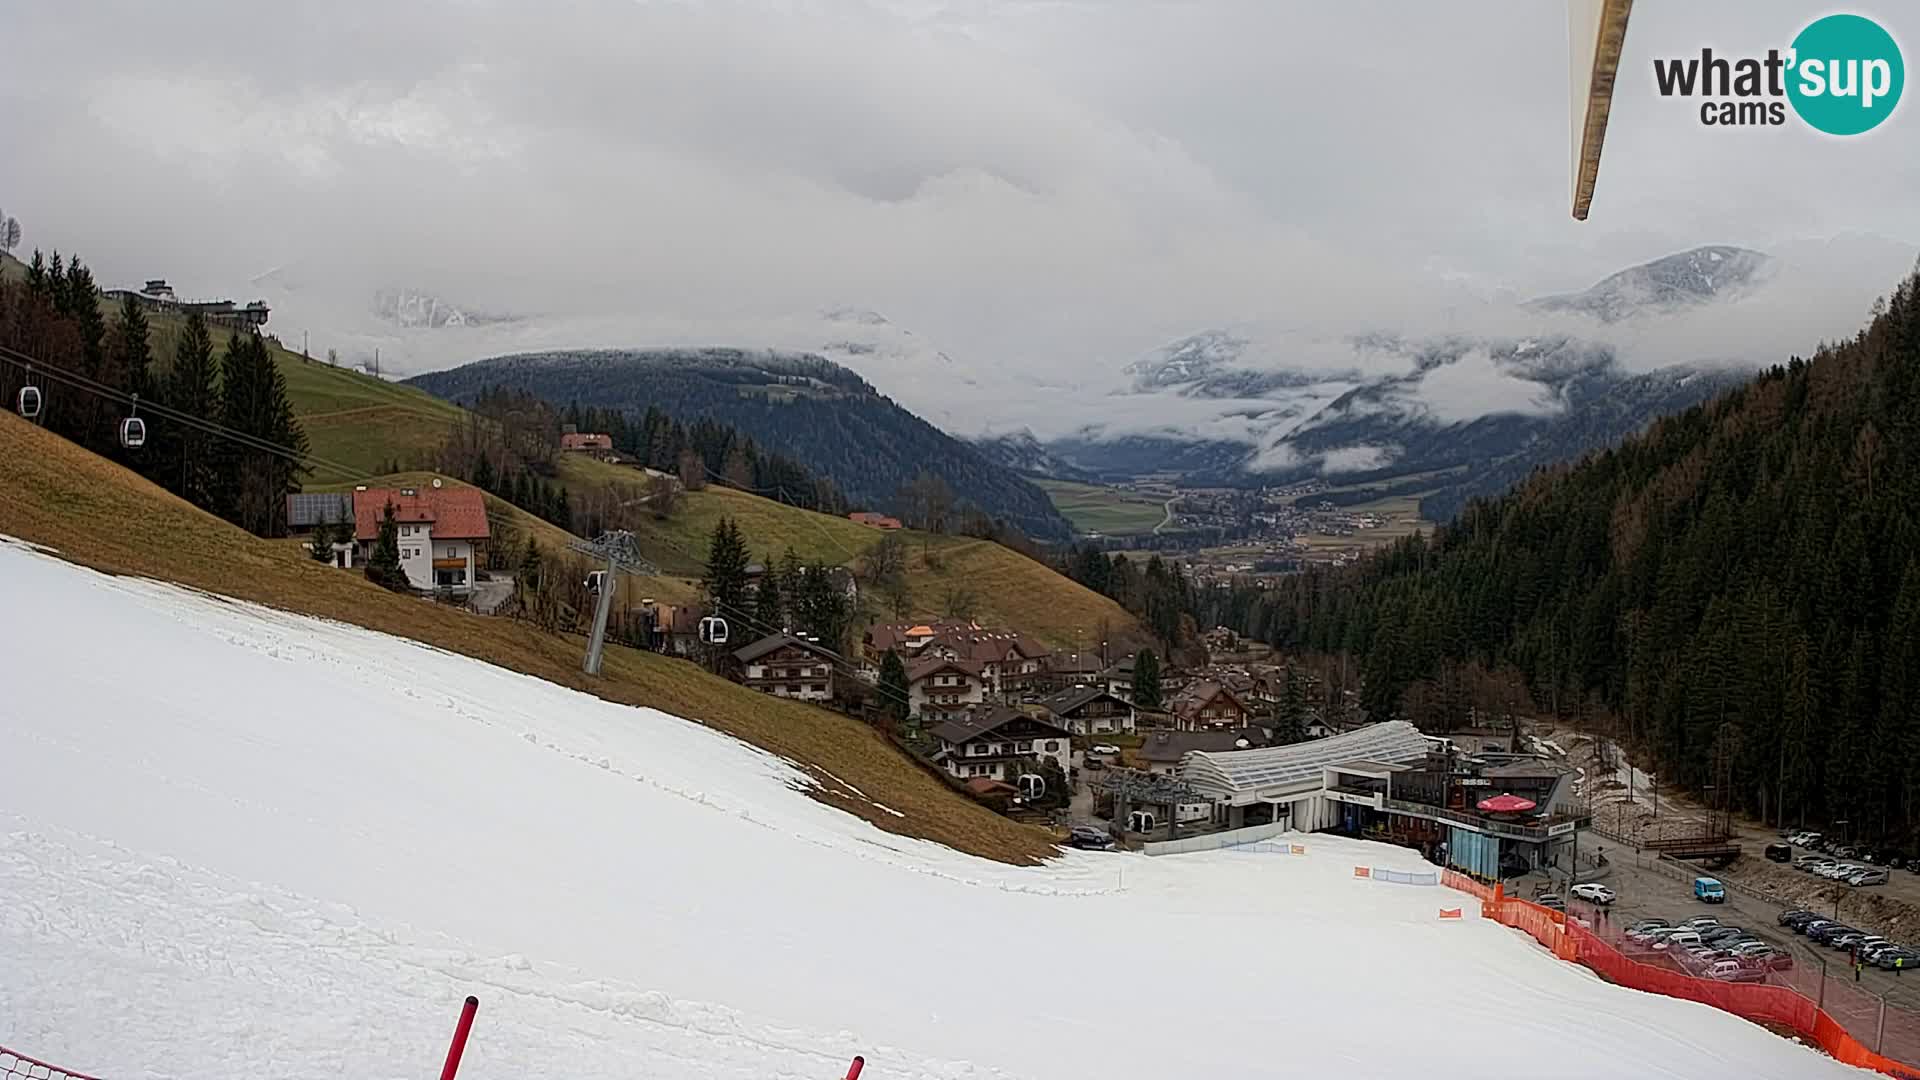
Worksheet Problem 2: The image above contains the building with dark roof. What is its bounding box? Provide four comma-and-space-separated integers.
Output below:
1038, 686, 1135, 736
907, 657, 986, 720
731, 633, 835, 702
929, 705, 1072, 784
1136, 728, 1274, 774
1170, 681, 1251, 732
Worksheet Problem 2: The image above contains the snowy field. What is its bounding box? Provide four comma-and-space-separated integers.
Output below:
0, 539, 1866, 1079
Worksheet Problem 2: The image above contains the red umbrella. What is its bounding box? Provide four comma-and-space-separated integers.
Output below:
1477, 792, 1537, 813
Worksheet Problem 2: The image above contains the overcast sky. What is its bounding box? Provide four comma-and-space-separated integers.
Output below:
3, 0, 1916, 431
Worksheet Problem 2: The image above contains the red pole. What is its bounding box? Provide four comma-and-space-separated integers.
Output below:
844, 1055, 865, 1080
440, 995, 480, 1080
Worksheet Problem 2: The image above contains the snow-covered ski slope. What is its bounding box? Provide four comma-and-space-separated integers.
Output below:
0, 540, 1863, 1079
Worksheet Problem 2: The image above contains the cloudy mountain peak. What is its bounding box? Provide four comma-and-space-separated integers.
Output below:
1526, 245, 1771, 323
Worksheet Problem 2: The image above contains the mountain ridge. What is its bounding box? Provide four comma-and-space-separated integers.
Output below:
405, 348, 1074, 541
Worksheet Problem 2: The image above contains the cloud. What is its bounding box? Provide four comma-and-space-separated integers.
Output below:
1, 0, 1915, 439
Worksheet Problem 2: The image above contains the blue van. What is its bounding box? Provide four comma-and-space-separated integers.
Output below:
1694, 876, 1727, 903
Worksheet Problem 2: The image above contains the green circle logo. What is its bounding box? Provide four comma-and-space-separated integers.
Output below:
1787, 14, 1904, 135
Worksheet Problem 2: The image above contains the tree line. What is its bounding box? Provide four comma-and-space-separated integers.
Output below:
1, 250, 306, 536
1056, 544, 1203, 661
701, 516, 854, 653
1202, 267, 1920, 844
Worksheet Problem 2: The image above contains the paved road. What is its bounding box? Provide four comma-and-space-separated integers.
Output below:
1570, 844, 1920, 1063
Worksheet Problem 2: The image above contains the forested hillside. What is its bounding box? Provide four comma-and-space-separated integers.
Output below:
405, 349, 1073, 541
1211, 268, 1920, 841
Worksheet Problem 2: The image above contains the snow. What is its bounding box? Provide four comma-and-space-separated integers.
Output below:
0, 540, 1865, 1079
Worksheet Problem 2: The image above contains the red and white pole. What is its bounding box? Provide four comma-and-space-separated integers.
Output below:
843, 1055, 866, 1080
440, 996, 480, 1080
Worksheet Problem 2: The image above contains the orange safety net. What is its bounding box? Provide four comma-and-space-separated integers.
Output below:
1438, 874, 1920, 1078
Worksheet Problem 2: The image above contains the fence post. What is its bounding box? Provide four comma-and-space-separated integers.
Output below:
441, 996, 480, 1080
1874, 994, 1886, 1054
1816, 958, 1826, 1015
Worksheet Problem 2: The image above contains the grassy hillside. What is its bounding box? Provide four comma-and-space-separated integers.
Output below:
0, 409, 1052, 864
146, 315, 462, 480
556, 453, 1150, 651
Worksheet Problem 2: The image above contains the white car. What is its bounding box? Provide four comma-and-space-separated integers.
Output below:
1652, 930, 1703, 951
1090, 744, 1121, 756
1848, 868, 1890, 887
1571, 883, 1616, 905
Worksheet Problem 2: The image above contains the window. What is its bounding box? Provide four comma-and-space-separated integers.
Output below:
1044, 740, 1059, 752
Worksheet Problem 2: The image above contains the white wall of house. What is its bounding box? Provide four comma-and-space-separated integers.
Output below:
745, 659, 833, 701
910, 674, 984, 717
396, 523, 434, 589
941, 733, 1071, 780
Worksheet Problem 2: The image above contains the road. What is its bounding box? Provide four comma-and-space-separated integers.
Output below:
1151, 496, 1178, 536
1570, 843, 1920, 1063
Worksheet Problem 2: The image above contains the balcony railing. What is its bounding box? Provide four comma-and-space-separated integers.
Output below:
1381, 798, 1592, 842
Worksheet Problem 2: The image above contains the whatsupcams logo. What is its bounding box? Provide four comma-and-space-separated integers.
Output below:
1653, 13, 1904, 133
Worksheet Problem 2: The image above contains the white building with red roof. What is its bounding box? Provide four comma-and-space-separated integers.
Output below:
351, 483, 490, 592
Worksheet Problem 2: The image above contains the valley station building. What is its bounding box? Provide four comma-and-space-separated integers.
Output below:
1175, 720, 1591, 878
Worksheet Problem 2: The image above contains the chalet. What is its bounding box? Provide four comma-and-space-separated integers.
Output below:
1039, 686, 1136, 736
350, 484, 489, 592
1170, 680, 1251, 732
1045, 652, 1105, 691
1136, 728, 1273, 776
866, 620, 1049, 695
559, 432, 615, 454
907, 657, 986, 719
732, 634, 835, 702
847, 511, 903, 530
1101, 655, 1137, 702
930, 705, 1072, 783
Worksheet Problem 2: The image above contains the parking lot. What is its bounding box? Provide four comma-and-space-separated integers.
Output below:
1555, 842, 1920, 1063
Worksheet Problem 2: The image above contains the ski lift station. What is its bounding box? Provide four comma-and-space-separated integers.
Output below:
1174, 721, 1588, 876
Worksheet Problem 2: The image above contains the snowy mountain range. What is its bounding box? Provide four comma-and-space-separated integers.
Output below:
971, 243, 1888, 519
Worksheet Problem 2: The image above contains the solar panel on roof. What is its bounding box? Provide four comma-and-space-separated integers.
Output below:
1184, 721, 1431, 795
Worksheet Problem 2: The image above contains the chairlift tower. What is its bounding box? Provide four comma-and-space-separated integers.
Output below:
569, 530, 658, 676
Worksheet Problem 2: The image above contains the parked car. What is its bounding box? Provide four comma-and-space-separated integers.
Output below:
1626, 921, 1673, 942
1791, 831, 1823, 846
1536, 894, 1567, 911
1653, 930, 1704, 951
1066, 825, 1115, 850
1682, 916, 1723, 931
1699, 925, 1747, 943
1848, 867, 1890, 887
1090, 744, 1121, 756
1706, 959, 1769, 983
1082, 757, 1105, 771
1783, 912, 1824, 934
1861, 942, 1902, 964
1873, 948, 1917, 971
1810, 924, 1860, 946
1765, 842, 1794, 863
1571, 883, 1616, 905
1779, 909, 1817, 928
1797, 855, 1834, 873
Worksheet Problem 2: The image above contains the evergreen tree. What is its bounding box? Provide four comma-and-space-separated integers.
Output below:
473, 452, 495, 493
364, 502, 409, 591
166, 312, 219, 510
754, 550, 786, 631
215, 333, 308, 536
1133, 649, 1163, 710
106, 294, 154, 471
309, 511, 337, 561
1276, 665, 1308, 744
879, 648, 910, 722
702, 516, 752, 619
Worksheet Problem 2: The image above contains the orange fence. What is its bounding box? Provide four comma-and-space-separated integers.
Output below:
1441, 876, 1920, 1079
